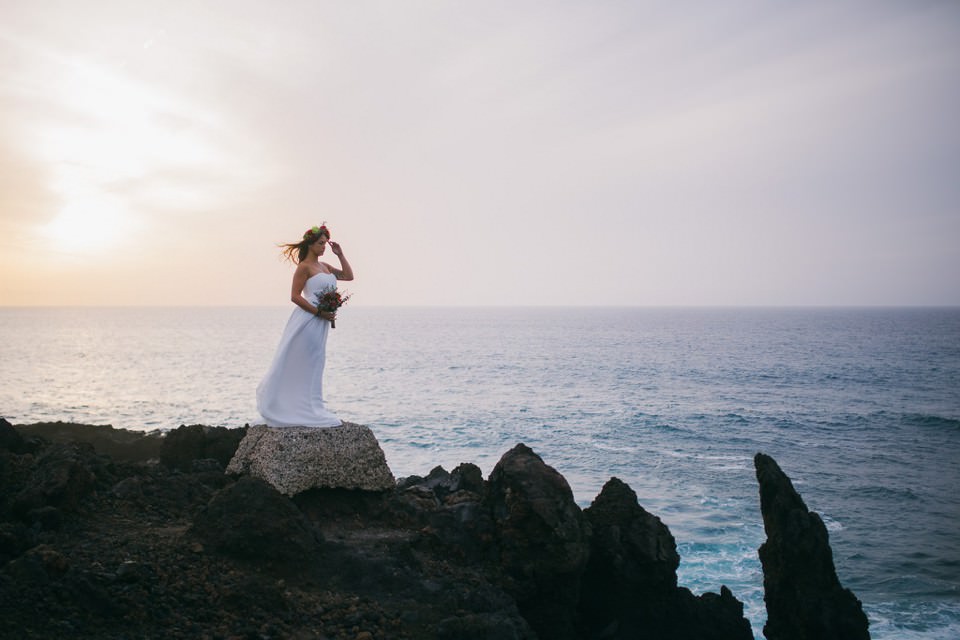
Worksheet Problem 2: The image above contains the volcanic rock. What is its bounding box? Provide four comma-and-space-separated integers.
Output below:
11, 442, 99, 515
483, 443, 591, 640
190, 476, 322, 563
580, 477, 753, 640
0, 420, 765, 639
12, 420, 160, 461
0, 417, 28, 453
755, 452, 870, 640
412, 462, 485, 501
226, 422, 395, 494
160, 423, 247, 471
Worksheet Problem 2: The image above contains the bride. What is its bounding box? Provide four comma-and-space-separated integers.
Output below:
256, 223, 354, 427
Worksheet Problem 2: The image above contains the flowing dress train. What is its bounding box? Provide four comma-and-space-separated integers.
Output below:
256, 272, 342, 427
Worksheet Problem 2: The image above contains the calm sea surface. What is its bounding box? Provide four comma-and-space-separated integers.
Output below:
2, 306, 958, 639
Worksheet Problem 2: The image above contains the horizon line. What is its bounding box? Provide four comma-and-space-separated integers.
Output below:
1, 303, 958, 310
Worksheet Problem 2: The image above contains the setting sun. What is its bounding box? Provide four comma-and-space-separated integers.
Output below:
41, 196, 130, 253
19, 46, 230, 255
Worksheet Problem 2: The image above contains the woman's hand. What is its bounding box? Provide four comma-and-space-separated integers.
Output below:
325, 241, 353, 281
317, 310, 337, 323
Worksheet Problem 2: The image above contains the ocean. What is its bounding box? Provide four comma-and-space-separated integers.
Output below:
1, 306, 958, 639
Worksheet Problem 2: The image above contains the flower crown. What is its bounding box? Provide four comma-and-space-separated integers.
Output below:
303, 224, 330, 241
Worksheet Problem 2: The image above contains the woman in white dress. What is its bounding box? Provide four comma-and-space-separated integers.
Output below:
256, 224, 354, 427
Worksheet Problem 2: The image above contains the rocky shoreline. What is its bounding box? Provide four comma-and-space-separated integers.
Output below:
0, 419, 869, 639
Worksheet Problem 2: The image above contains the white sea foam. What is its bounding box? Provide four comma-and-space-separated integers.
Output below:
821, 514, 845, 532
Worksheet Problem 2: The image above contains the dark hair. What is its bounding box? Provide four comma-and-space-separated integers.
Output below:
280, 224, 330, 263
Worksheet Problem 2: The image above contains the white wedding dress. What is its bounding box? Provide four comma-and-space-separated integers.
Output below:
256, 272, 343, 427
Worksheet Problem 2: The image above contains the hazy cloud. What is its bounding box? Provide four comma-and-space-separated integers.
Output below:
1, 1, 958, 305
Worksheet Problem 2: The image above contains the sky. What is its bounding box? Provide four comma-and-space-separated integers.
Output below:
1, 1, 958, 307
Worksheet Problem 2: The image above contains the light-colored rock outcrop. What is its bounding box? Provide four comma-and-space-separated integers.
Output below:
226, 422, 395, 495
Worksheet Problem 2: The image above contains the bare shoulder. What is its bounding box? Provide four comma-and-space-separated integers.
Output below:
293, 261, 315, 280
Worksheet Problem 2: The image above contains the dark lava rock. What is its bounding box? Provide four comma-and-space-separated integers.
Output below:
416, 462, 486, 501
190, 476, 322, 564
160, 423, 246, 471
115, 560, 156, 584
2, 421, 810, 640
0, 417, 30, 453
436, 611, 536, 640
11, 442, 100, 515
583, 477, 680, 593
0, 521, 32, 564
581, 477, 753, 640
26, 505, 63, 531
581, 476, 677, 630
12, 420, 161, 461
388, 467, 495, 565
483, 443, 591, 640
755, 452, 870, 640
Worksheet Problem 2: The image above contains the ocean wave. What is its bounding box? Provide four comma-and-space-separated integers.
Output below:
674, 540, 766, 637
820, 513, 844, 532
590, 441, 639, 454
867, 599, 960, 640
721, 412, 750, 424
853, 485, 921, 501
901, 413, 960, 430
706, 461, 752, 472
648, 422, 692, 434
